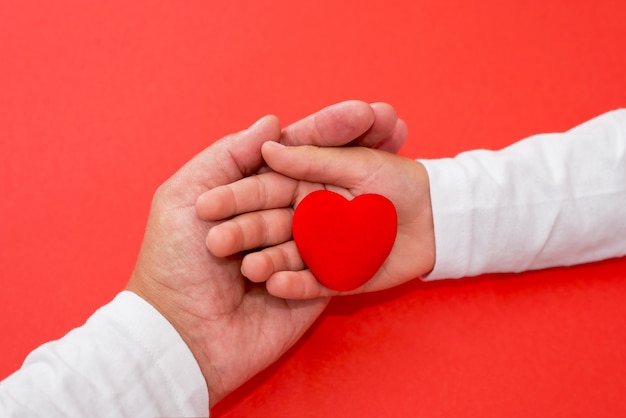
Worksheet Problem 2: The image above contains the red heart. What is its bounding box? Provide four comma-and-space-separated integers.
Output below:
292, 190, 397, 291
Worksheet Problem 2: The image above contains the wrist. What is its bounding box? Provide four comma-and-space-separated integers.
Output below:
126, 271, 237, 409
125, 273, 216, 401
413, 161, 436, 276
117, 286, 210, 413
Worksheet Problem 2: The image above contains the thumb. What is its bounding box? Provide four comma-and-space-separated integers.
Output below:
172, 115, 281, 190
261, 141, 384, 190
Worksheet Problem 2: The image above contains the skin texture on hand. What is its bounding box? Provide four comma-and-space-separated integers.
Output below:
125, 100, 407, 407
197, 142, 436, 300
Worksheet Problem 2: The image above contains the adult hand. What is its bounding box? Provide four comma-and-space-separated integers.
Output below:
125, 100, 407, 407
197, 144, 435, 300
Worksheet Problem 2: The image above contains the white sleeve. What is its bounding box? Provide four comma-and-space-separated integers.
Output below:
420, 109, 626, 280
0, 291, 209, 417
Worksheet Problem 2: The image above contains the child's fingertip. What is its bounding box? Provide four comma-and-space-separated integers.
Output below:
263, 140, 285, 151
195, 193, 212, 219
241, 253, 266, 283
261, 140, 287, 163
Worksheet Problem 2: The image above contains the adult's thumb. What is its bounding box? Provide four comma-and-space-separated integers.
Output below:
173, 115, 281, 188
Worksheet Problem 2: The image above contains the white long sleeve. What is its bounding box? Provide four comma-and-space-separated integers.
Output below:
421, 109, 626, 280
0, 291, 209, 417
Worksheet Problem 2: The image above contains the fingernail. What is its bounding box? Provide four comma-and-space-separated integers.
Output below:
250, 115, 268, 129
263, 140, 286, 150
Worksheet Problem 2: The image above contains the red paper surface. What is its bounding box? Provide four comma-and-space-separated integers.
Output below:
2, 1, 626, 417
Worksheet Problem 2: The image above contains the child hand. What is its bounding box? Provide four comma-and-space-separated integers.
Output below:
196, 142, 436, 299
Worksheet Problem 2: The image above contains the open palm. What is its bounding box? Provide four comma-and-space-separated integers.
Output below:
198, 143, 435, 300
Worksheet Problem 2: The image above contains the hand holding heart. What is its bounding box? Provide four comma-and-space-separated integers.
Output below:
196, 142, 436, 299
292, 190, 398, 291
127, 100, 408, 407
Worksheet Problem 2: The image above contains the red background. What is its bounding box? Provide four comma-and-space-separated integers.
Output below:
2, 1, 626, 417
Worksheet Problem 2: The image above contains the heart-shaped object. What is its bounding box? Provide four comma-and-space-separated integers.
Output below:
292, 190, 397, 291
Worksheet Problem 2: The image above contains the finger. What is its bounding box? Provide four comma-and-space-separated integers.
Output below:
280, 100, 375, 147
373, 118, 408, 153
169, 115, 281, 192
196, 171, 297, 221
262, 141, 389, 192
241, 240, 305, 282
206, 208, 293, 257
353, 102, 407, 152
266, 270, 339, 299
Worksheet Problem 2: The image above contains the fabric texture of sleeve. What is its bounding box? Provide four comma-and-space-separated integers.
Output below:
0, 291, 209, 417
420, 109, 626, 280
